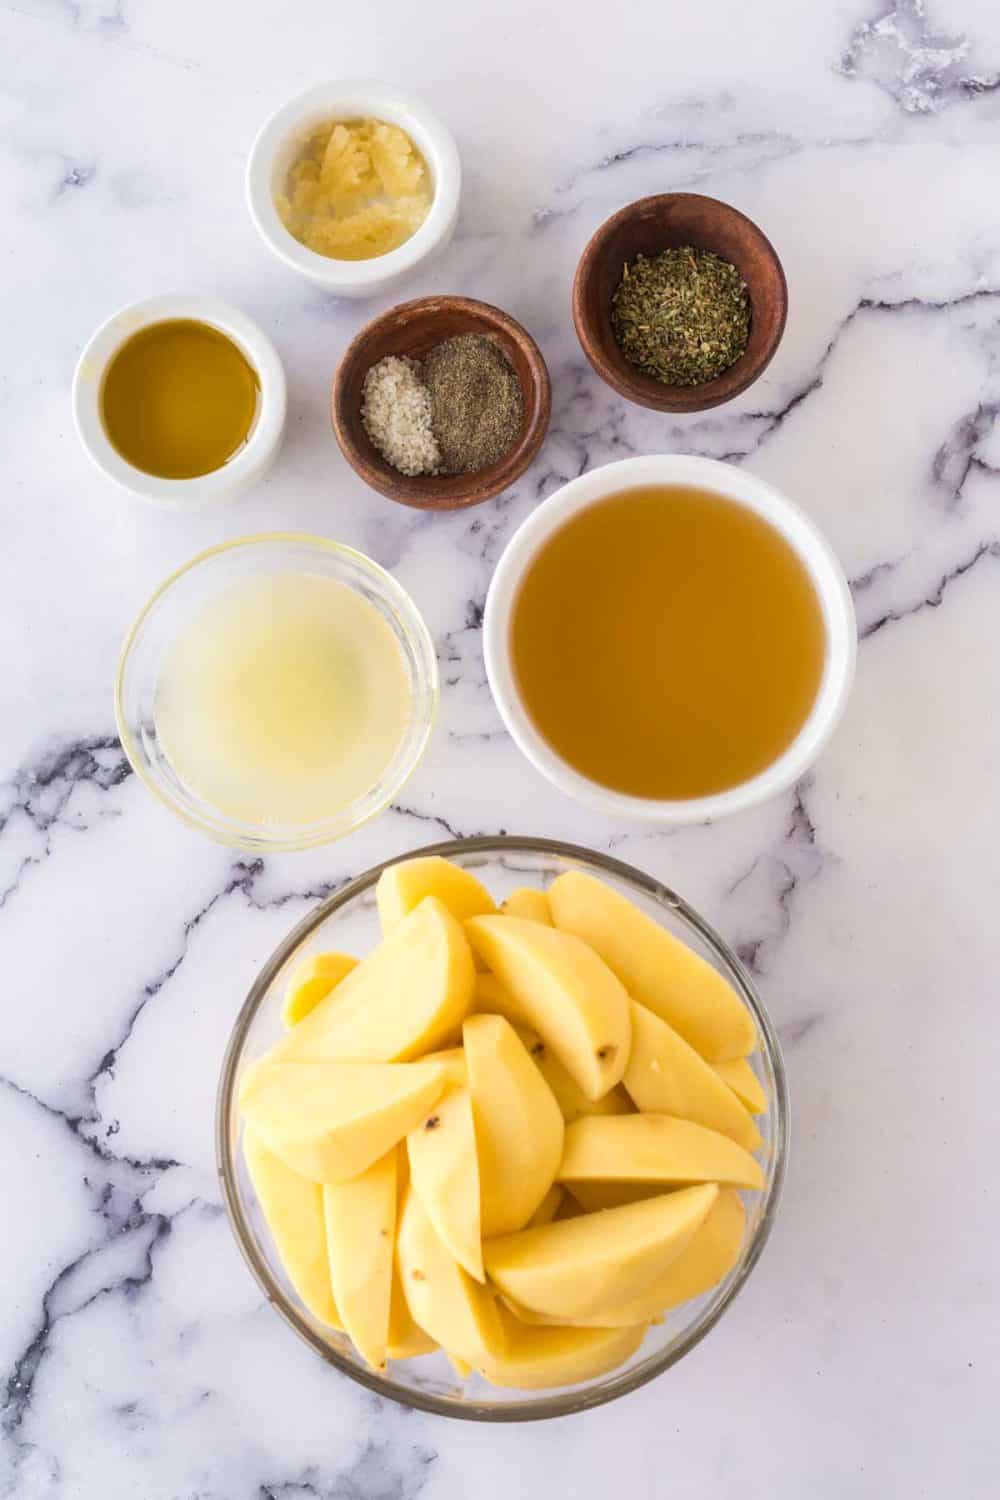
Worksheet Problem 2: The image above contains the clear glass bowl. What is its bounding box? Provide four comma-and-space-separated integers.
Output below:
115, 534, 438, 851
216, 837, 788, 1420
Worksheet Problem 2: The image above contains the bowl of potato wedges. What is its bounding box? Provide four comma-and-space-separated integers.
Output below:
217, 836, 787, 1420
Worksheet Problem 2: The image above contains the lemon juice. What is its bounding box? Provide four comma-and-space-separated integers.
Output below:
155, 572, 411, 826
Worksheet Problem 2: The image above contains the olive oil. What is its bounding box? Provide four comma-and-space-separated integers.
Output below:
511, 486, 826, 800
155, 573, 411, 826
101, 319, 259, 479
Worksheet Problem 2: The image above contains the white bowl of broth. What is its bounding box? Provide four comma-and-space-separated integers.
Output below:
484, 455, 856, 824
73, 295, 286, 506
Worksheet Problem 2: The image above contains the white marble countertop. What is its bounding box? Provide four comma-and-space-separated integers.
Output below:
3, 0, 999, 1494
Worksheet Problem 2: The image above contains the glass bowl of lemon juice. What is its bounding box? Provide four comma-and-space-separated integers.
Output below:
115, 534, 438, 850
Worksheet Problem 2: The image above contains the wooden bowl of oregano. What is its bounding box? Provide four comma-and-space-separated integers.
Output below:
332, 295, 551, 509
572, 193, 787, 414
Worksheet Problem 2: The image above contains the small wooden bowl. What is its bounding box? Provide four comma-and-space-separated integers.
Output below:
572, 193, 787, 414
332, 296, 551, 509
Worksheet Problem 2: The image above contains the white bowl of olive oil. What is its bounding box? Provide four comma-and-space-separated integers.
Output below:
245, 80, 461, 297
73, 294, 287, 506
484, 454, 856, 825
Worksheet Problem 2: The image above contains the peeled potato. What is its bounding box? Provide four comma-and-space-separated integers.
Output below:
465, 916, 631, 1101
396, 1186, 505, 1364
484, 1184, 718, 1322
266, 897, 474, 1066
511, 1190, 747, 1328
377, 856, 496, 934
501, 887, 553, 925
558, 1114, 765, 1193
711, 1056, 768, 1115
242, 1128, 340, 1330
623, 1002, 761, 1152
387, 1147, 436, 1360
242, 1060, 448, 1183
599, 1189, 747, 1325
324, 1150, 396, 1370
281, 951, 358, 1028
407, 1086, 483, 1280
549, 871, 755, 1061
475, 1308, 647, 1389
388, 1265, 437, 1360
464, 1013, 564, 1236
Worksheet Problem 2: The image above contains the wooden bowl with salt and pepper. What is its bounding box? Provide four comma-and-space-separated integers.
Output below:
573, 193, 787, 414
332, 295, 551, 510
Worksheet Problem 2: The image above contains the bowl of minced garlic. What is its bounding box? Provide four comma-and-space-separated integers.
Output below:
246, 81, 461, 297
332, 296, 551, 510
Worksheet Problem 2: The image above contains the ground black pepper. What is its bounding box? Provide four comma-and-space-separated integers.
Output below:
423, 334, 523, 473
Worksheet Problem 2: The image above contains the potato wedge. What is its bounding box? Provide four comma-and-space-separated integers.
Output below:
465, 916, 630, 1100
558, 1114, 764, 1193
549, 871, 755, 1061
475, 1307, 647, 1389
267, 897, 474, 1065
624, 1002, 761, 1152
324, 1150, 396, 1370
501, 887, 553, 925
396, 1186, 505, 1364
484, 1183, 718, 1322
243, 1128, 341, 1330
388, 1265, 437, 1359
377, 856, 496, 934
711, 1056, 768, 1115
281, 951, 358, 1028
510, 1190, 747, 1328
387, 1147, 436, 1359
242, 1059, 448, 1183
464, 1013, 564, 1236
407, 1086, 483, 1280
601, 1188, 747, 1325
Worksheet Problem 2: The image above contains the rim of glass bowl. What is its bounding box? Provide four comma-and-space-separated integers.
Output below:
215, 835, 789, 1421
114, 533, 439, 852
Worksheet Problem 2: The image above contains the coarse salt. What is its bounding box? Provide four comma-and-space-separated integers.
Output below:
361, 355, 441, 477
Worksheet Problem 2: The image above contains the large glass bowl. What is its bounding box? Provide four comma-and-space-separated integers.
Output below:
115, 534, 438, 851
216, 837, 788, 1421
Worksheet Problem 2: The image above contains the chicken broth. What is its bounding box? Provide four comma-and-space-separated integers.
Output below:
510, 486, 826, 800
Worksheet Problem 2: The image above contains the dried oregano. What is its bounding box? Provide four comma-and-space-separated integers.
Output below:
611, 246, 751, 386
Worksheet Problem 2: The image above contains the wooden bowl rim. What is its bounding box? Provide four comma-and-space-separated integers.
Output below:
331, 294, 552, 510
572, 192, 788, 414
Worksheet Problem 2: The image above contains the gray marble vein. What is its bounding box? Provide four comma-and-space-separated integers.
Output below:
858, 537, 1000, 638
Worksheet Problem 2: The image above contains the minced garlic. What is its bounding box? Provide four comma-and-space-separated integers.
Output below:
276, 118, 432, 261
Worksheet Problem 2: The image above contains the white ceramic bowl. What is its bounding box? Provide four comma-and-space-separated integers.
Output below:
73, 294, 287, 507
245, 80, 461, 297
484, 454, 857, 824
